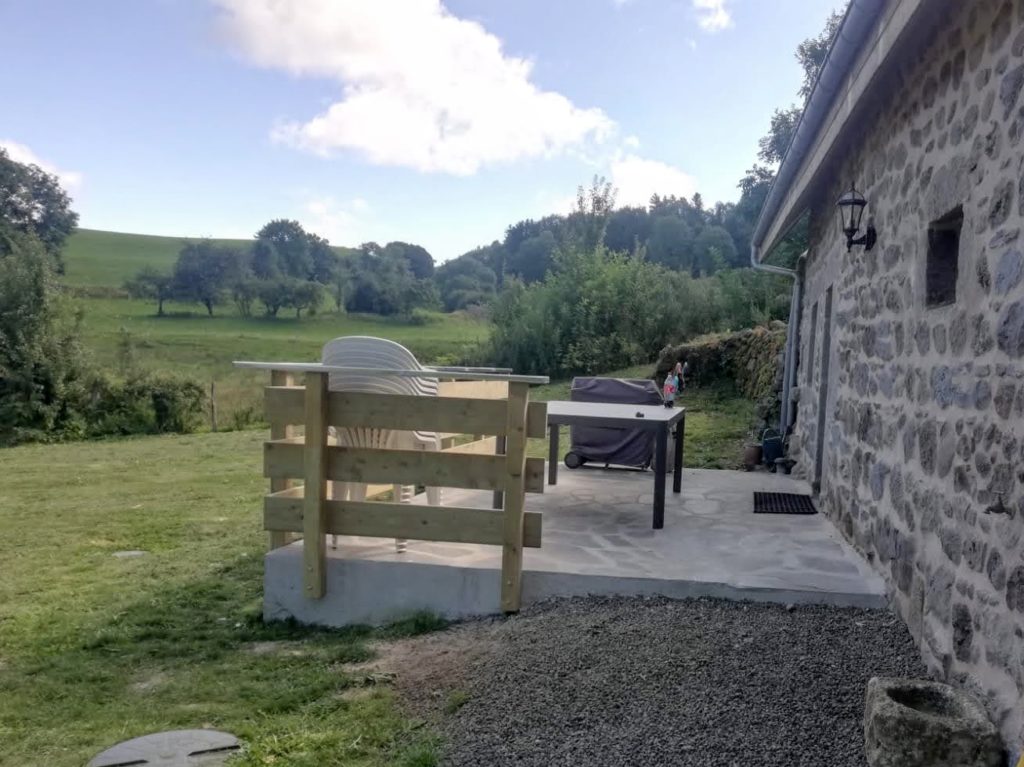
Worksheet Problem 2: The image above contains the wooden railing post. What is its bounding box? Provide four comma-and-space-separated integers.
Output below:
303, 372, 329, 598
268, 370, 295, 551
500, 381, 530, 613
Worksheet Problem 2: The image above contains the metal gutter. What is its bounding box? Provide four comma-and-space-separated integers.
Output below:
751, 0, 886, 258
749, 245, 804, 436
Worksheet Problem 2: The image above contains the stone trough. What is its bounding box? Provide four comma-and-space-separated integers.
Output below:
864, 678, 1003, 767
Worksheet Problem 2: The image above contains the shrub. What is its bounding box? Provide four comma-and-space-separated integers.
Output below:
480, 243, 790, 379
82, 373, 206, 437
0, 230, 88, 445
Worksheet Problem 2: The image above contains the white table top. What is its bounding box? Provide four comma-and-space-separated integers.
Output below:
233, 361, 548, 384
546, 400, 686, 428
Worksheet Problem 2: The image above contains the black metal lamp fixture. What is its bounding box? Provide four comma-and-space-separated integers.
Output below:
837, 184, 876, 252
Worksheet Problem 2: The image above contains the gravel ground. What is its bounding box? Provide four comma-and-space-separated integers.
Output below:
390, 596, 926, 767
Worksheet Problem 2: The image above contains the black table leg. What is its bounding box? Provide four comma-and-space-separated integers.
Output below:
673, 414, 684, 493
548, 422, 559, 485
653, 426, 667, 529
492, 434, 507, 509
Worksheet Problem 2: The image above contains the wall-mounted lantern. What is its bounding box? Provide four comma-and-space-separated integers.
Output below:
837, 184, 877, 252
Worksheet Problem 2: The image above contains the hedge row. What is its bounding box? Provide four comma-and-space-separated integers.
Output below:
655, 322, 787, 425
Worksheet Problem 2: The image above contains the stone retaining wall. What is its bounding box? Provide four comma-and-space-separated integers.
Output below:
791, 0, 1024, 753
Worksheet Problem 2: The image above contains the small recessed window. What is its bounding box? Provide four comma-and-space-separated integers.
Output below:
926, 207, 962, 308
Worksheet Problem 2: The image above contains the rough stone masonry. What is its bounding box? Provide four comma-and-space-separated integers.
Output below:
788, 0, 1024, 754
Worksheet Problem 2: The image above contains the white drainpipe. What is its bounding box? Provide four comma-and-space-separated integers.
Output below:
750, 244, 806, 437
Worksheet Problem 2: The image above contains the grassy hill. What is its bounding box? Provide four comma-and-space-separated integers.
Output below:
58, 229, 488, 427
81, 298, 489, 425
62, 229, 254, 287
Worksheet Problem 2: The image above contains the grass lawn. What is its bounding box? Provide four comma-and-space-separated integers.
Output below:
77, 297, 489, 428
0, 375, 753, 766
0, 431, 443, 767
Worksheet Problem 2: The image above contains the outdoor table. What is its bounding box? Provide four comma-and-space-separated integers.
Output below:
545, 401, 686, 529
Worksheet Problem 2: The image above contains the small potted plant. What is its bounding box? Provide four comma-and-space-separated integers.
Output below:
743, 430, 763, 471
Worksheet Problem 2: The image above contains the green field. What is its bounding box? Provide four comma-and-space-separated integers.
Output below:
60, 229, 754, 454
79, 297, 489, 427
0, 377, 751, 765
0, 430, 443, 767
63, 229, 254, 288
0, 229, 759, 764
61, 229, 490, 426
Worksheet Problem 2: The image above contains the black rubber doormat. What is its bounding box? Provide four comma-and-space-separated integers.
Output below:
753, 492, 817, 515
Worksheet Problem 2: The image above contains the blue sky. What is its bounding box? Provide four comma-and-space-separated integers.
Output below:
0, 0, 840, 262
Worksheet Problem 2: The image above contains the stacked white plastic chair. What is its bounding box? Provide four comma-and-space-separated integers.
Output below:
320, 336, 443, 553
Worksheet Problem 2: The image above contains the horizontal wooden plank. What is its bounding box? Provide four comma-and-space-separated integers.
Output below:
265, 441, 545, 493
438, 380, 509, 399
264, 493, 542, 547
279, 480, 402, 500
362, 483, 392, 500
267, 386, 547, 439
444, 436, 498, 456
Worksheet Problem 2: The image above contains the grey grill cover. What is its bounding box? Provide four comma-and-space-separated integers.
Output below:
569, 377, 663, 468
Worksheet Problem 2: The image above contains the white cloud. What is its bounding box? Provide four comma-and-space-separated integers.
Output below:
301, 195, 369, 244
624, 134, 641, 149
610, 154, 698, 208
532, 189, 577, 217
0, 139, 83, 191
215, 0, 613, 175
693, 0, 732, 32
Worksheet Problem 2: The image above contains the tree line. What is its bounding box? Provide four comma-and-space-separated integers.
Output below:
470, 7, 845, 376
436, 9, 843, 313
126, 222, 438, 319
476, 181, 793, 378
1, 147, 206, 444
122, 7, 842, 325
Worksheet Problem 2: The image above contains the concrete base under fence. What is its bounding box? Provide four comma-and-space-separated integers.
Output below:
263, 468, 887, 627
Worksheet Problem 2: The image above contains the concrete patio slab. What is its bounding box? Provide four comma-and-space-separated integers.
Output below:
264, 468, 888, 626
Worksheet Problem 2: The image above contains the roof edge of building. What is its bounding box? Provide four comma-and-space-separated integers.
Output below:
751, 0, 886, 260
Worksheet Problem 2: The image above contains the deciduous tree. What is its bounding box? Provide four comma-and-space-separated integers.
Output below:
0, 147, 79, 272
124, 267, 175, 316
172, 241, 245, 316
0, 229, 86, 443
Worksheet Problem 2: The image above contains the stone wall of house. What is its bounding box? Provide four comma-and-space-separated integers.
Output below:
790, 0, 1024, 753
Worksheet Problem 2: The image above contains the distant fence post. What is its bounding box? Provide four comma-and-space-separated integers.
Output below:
209, 381, 218, 432
268, 370, 295, 551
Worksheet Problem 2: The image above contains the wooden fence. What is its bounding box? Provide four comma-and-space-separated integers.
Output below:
260, 370, 547, 613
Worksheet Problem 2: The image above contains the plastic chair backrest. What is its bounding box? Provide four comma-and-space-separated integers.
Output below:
320, 336, 438, 443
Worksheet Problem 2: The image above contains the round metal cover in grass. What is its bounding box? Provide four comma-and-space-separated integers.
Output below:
88, 729, 240, 766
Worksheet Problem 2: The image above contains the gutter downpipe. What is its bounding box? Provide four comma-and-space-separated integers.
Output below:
747, 0, 883, 439
750, 244, 805, 437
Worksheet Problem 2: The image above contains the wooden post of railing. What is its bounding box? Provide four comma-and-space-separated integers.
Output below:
268, 370, 295, 551
500, 381, 530, 612
303, 371, 329, 598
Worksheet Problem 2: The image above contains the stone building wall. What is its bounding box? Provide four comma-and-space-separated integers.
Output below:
789, 0, 1024, 753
